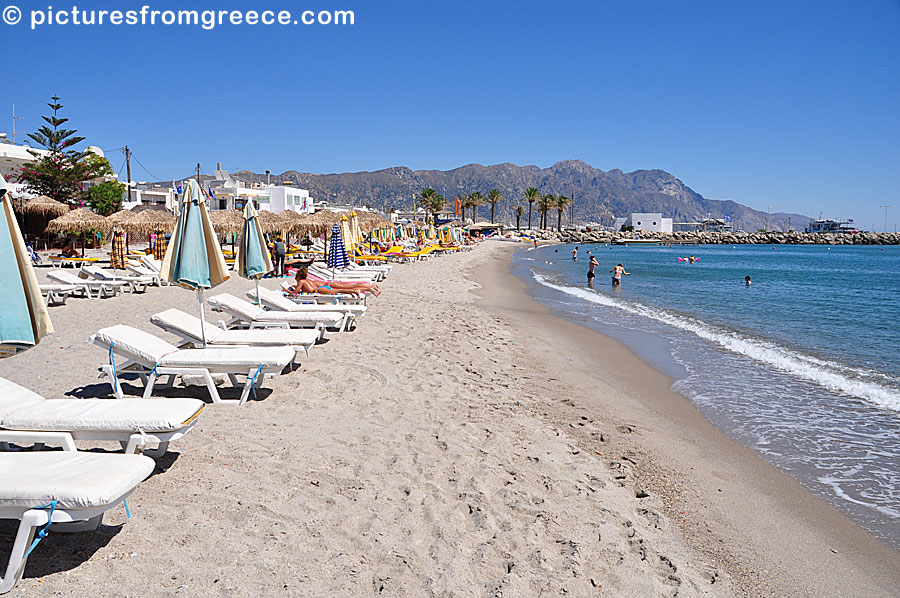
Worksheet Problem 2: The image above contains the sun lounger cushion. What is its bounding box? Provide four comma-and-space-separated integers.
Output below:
159, 347, 294, 369
93, 324, 180, 364
39, 284, 77, 293
47, 271, 126, 287
252, 288, 367, 315
0, 377, 204, 432
150, 309, 318, 347
208, 294, 344, 327
0, 379, 44, 418
0, 452, 154, 509
94, 324, 294, 368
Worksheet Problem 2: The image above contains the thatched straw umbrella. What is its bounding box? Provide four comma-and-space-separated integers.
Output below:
125, 209, 176, 236
10, 195, 26, 213
45, 208, 110, 253
24, 195, 69, 218
255, 210, 282, 235
117, 210, 176, 258
46, 208, 110, 235
22, 196, 70, 247
106, 209, 134, 227
209, 209, 244, 236
209, 209, 244, 255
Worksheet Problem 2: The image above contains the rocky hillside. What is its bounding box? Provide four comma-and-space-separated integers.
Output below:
233, 160, 809, 231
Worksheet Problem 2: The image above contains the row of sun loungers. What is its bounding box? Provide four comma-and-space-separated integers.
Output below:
0, 238, 486, 592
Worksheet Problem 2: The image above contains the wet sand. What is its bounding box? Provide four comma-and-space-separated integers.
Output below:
0, 242, 897, 597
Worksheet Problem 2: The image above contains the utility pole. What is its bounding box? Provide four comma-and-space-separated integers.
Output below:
766, 205, 772, 232
196, 163, 201, 186
880, 205, 892, 233
11, 104, 24, 145
124, 145, 133, 205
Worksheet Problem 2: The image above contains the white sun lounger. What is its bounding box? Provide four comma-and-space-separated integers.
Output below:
46, 270, 125, 299
207, 293, 348, 331
0, 452, 154, 594
81, 265, 151, 294
0, 377, 203, 457
90, 325, 295, 405
309, 264, 383, 282
345, 261, 392, 275
125, 262, 167, 286
39, 284, 76, 306
277, 283, 366, 306
140, 255, 162, 273
249, 288, 366, 328
150, 308, 321, 355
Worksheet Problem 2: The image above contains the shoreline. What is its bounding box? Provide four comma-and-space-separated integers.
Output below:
473, 241, 900, 597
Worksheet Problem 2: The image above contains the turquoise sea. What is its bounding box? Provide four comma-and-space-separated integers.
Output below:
513, 243, 900, 547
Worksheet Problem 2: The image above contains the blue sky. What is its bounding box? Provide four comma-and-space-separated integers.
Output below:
4, 0, 899, 228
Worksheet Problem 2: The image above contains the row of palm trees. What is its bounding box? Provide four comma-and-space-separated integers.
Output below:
418, 187, 572, 231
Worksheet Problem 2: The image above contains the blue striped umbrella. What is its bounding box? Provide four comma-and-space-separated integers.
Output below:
235, 201, 273, 304
327, 224, 349, 273
0, 178, 52, 357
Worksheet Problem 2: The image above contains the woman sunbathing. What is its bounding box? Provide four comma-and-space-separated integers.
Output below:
289, 265, 381, 297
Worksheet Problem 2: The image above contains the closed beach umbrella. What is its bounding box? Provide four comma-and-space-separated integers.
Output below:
0, 179, 52, 357
160, 179, 229, 347
350, 212, 362, 247
340, 215, 354, 257
153, 229, 167, 261
234, 200, 274, 304
326, 223, 349, 276
110, 230, 126, 269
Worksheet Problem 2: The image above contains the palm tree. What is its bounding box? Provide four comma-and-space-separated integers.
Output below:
426, 194, 446, 224
522, 187, 540, 230
515, 205, 525, 233
538, 194, 555, 229
466, 191, 484, 222
555, 195, 571, 231
487, 189, 502, 223
418, 188, 436, 214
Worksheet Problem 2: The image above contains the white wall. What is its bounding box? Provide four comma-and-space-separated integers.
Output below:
631, 213, 667, 233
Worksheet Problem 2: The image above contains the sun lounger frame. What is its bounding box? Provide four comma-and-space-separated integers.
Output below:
0, 486, 136, 594
91, 337, 285, 406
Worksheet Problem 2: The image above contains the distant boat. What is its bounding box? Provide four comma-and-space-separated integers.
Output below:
614, 238, 661, 246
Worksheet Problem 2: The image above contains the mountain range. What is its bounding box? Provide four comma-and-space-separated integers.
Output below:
227, 160, 808, 231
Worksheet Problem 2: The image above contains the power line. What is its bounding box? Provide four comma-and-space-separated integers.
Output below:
130, 152, 164, 182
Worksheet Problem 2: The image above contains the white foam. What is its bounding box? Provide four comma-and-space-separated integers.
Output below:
818, 475, 900, 519
532, 271, 900, 413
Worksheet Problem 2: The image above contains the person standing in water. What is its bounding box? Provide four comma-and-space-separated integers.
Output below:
572, 246, 578, 261
587, 255, 599, 286
745, 275, 752, 285
610, 263, 629, 286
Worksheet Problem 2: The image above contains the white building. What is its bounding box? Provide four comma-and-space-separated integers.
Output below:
0, 136, 48, 196
206, 164, 313, 214
614, 213, 673, 233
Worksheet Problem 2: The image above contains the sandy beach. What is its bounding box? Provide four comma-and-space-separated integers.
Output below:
1, 242, 898, 597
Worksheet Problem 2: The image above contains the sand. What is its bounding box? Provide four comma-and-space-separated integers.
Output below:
0, 243, 897, 597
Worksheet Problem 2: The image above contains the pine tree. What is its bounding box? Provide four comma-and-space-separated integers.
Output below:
18, 96, 92, 203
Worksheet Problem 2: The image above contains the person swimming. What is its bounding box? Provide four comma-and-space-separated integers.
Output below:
745, 275, 752, 285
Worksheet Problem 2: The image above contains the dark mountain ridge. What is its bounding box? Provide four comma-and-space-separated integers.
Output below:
233, 160, 808, 231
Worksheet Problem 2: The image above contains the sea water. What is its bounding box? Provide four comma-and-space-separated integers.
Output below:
513, 243, 900, 547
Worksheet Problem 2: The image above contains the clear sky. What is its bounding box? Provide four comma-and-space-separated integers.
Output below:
4, 0, 899, 228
